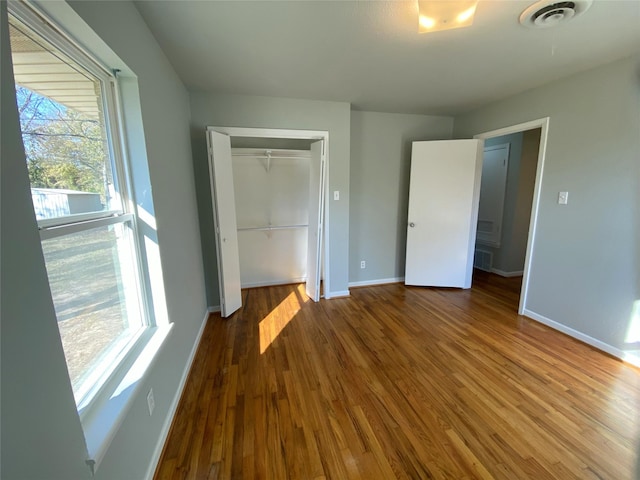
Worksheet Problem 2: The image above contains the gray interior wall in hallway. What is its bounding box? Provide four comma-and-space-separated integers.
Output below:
189, 92, 351, 302
506, 128, 540, 273
454, 54, 640, 356
349, 110, 454, 284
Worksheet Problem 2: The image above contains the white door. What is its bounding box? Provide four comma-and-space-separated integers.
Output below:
476, 143, 509, 247
306, 140, 325, 301
207, 131, 242, 317
405, 139, 483, 288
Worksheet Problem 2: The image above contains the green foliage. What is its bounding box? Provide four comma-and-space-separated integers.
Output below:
16, 86, 112, 201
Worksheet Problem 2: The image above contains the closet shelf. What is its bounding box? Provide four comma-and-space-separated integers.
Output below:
238, 224, 308, 232
232, 149, 311, 173
232, 154, 310, 160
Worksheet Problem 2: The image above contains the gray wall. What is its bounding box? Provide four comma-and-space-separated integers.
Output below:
349, 110, 454, 284
1, 1, 208, 478
189, 92, 351, 301
455, 54, 640, 357
508, 129, 540, 272
1, 3, 90, 477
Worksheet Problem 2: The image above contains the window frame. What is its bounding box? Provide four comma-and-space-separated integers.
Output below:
8, 1, 154, 414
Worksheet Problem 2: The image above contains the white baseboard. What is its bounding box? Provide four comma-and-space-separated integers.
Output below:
208, 305, 220, 313
349, 277, 405, 288
145, 309, 210, 480
523, 309, 640, 368
491, 269, 524, 277
324, 290, 350, 299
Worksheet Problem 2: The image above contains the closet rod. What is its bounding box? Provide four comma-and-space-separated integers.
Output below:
238, 224, 308, 232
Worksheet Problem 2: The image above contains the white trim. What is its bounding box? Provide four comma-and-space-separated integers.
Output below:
39, 213, 132, 240
490, 269, 524, 278
8, 1, 113, 79
37, 209, 123, 230
207, 126, 327, 140
474, 117, 550, 316
322, 147, 332, 298
325, 290, 350, 299
144, 311, 210, 480
349, 277, 405, 288
522, 309, 640, 368
208, 306, 221, 313
206, 126, 331, 302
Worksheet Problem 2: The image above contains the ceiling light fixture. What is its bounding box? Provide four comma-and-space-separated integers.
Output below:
418, 0, 479, 33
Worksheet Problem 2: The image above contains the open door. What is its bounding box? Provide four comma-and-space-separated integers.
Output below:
306, 140, 325, 301
405, 139, 483, 289
207, 131, 242, 317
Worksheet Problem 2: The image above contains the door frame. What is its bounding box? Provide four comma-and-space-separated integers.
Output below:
474, 117, 550, 315
207, 126, 331, 297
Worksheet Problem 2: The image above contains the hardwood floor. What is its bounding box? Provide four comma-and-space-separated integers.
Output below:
154, 273, 640, 479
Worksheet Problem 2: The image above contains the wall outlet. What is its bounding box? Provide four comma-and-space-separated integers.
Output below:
558, 191, 569, 205
360, 260, 366, 269
147, 388, 155, 416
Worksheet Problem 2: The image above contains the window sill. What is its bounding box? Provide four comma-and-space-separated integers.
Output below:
81, 323, 174, 474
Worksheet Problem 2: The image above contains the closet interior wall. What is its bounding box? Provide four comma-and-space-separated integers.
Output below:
232, 146, 311, 288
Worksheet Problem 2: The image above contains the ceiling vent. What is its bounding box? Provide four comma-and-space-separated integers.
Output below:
519, 0, 593, 28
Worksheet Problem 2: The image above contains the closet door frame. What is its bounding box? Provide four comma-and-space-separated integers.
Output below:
206, 126, 330, 299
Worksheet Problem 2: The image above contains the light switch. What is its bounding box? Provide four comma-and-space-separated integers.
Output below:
334, 190, 340, 201
558, 191, 568, 205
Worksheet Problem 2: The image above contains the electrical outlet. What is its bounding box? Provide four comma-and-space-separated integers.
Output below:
147, 388, 155, 416
558, 191, 569, 204
360, 260, 366, 269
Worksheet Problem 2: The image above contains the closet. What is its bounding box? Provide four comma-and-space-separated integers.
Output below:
232, 146, 311, 288
207, 127, 327, 317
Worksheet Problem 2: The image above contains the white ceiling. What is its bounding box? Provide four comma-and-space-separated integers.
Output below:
133, 0, 640, 116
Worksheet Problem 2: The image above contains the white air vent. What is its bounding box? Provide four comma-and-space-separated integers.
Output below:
474, 248, 493, 272
519, 0, 592, 28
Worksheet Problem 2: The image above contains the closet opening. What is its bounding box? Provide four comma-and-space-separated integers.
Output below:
207, 127, 329, 317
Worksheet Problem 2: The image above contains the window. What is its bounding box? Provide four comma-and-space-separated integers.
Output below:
8, 8, 150, 412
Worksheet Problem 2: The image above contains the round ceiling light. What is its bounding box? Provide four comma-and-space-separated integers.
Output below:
519, 0, 593, 28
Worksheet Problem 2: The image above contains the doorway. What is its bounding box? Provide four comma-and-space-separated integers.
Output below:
207, 126, 329, 317
474, 118, 549, 314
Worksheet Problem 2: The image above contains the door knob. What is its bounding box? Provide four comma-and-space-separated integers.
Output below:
409, 222, 415, 228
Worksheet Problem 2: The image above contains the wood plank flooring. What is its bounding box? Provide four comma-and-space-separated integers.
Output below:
154, 272, 640, 479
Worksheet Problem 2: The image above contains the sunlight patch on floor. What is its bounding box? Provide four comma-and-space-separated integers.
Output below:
259, 284, 309, 354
